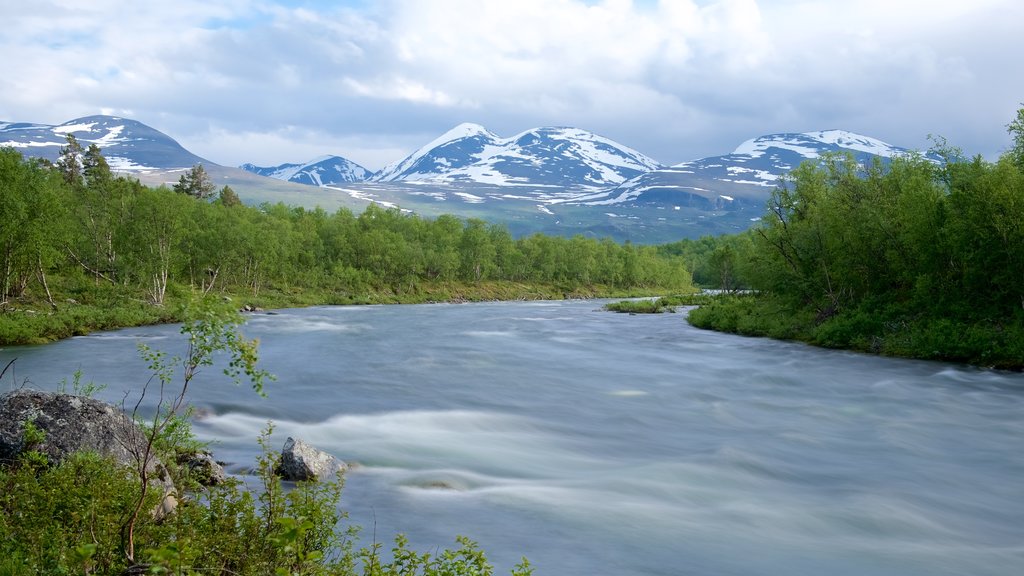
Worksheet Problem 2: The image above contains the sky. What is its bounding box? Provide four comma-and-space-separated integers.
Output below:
2, 0, 1022, 171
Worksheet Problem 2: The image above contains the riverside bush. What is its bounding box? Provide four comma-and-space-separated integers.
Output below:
686, 108, 1024, 370
0, 429, 531, 575
0, 302, 529, 575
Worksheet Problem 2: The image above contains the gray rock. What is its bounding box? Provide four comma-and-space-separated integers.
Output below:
276, 437, 346, 481
177, 450, 227, 486
0, 389, 169, 488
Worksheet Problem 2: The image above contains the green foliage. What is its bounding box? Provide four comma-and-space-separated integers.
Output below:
1008, 104, 1024, 169
658, 232, 755, 290
55, 134, 83, 186
690, 108, 1024, 368
0, 425, 526, 575
0, 144, 695, 344
173, 164, 216, 200
0, 450, 147, 574
57, 368, 107, 397
0, 315, 524, 575
218, 184, 242, 207
604, 299, 667, 314
18, 418, 51, 469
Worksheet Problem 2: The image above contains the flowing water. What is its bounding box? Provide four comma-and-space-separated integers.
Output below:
3, 300, 1023, 575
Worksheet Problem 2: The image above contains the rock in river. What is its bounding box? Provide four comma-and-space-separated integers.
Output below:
276, 436, 346, 481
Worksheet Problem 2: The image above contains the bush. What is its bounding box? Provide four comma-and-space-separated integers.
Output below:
604, 299, 666, 314
0, 423, 531, 576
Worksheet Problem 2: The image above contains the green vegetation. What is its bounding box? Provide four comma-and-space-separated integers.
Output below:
686, 108, 1024, 369
0, 424, 531, 575
0, 140, 694, 345
658, 232, 755, 291
0, 304, 530, 575
604, 298, 667, 314
603, 293, 713, 314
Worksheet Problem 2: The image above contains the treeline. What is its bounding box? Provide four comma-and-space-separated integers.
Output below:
658, 232, 755, 291
0, 139, 693, 343
687, 108, 1024, 369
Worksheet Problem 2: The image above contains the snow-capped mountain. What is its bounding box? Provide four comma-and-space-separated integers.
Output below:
577, 130, 935, 208
240, 155, 370, 186
371, 123, 662, 189
0, 115, 213, 171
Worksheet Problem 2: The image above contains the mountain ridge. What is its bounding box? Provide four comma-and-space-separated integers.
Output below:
2, 115, 938, 242
0, 115, 213, 170
573, 129, 941, 209
240, 155, 371, 186
371, 123, 663, 189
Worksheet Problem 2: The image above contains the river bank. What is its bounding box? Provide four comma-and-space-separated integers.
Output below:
0, 280, 677, 346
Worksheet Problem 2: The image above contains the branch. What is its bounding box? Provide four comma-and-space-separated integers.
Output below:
64, 244, 114, 283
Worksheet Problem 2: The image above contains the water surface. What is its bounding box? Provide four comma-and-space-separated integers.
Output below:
3, 300, 1022, 575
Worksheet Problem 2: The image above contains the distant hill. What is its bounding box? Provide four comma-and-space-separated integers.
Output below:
240, 155, 371, 186
572, 130, 942, 210
3, 115, 937, 242
0, 115, 213, 170
371, 123, 662, 188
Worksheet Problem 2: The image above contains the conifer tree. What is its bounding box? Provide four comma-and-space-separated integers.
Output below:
55, 134, 83, 186
173, 164, 216, 200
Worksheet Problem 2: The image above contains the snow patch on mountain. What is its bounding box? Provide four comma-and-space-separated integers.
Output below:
53, 122, 99, 135
240, 155, 371, 186
372, 124, 661, 189
577, 129, 928, 207
0, 115, 212, 170
732, 129, 904, 160
106, 156, 158, 171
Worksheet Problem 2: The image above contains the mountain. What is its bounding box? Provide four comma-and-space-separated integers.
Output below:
0, 115, 213, 171
2, 115, 935, 242
240, 155, 371, 186
371, 123, 662, 189
574, 130, 937, 209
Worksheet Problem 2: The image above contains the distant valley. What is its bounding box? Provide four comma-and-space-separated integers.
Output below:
0, 115, 934, 243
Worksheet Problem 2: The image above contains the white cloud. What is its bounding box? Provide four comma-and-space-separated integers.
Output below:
1, 0, 1021, 169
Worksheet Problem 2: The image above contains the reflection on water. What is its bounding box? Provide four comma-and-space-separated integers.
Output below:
2, 300, 1023, 576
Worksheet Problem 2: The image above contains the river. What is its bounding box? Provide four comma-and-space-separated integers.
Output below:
2, 300, 1023, 575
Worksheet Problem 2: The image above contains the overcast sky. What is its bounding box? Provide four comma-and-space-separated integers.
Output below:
2, 0, 1021, 170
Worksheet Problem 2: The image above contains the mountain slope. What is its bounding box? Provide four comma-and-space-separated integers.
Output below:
371, 123, 662, 189
575, 129, 936, 208
240, 155, 371, 186
0, 115, 214, 171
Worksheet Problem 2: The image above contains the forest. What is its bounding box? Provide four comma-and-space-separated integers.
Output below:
0, 137, 693, 344
680, 107, 1024, 369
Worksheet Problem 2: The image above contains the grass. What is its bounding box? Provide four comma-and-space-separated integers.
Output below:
603, 292, 717, 314
0, 280, 676, 346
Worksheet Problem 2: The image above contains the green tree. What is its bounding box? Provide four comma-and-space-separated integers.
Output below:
82, 143, 112, 186
0, 150, 71, 306
55, 134, 83, 186
125, 188, 189, 305
218, 184, 242, 207
173, 164, 216, 200
459, 219, 496, 283
1008, 104, 1024, 169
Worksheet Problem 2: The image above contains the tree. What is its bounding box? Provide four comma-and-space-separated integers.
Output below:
173, 164, 216, 200
458, 219, 496, 283
55, 134, 83, 186
218, 184, 241, 207
122, 301, 271, 563
125, 188, 188, 305
1008, 104, 1024, 169
82, 143, 112, 185
0, 150, 70, 306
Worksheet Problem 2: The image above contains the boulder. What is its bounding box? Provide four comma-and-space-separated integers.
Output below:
177, 450, 227, 486
0, 389, 169, 487
276, 437, 346, 481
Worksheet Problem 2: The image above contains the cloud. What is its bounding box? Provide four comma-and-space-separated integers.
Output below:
1, 0, 1022, 170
